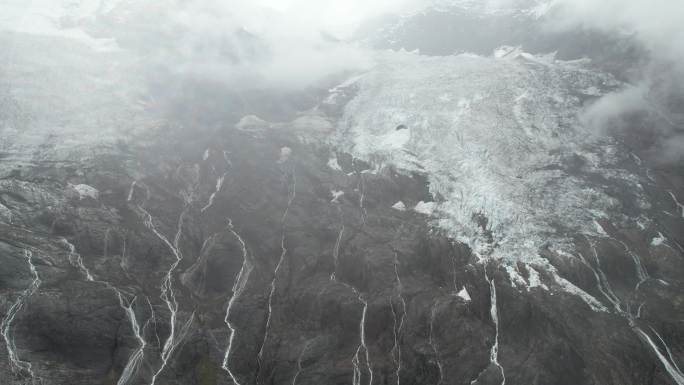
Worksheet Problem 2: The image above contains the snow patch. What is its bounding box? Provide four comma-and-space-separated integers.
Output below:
592, 220, 609, 237
277, 147, 292, 164
493, 45, 523, 58
338, 50, 624, 265
327, 157, 342, 171
551, 271, 608, 312
330, 190, 344, 204
651, 232, 667, 247
379, 128, 411, 150
413, 201, 436, 215
236, 115, 269, 132
0, 203, 11, 222
71, 184, 99, 200
0, 0, 120, 51
505, 265, 527, 288
581, 86, 602, 96
392, 201, 407, 211
527, 1, 556, 19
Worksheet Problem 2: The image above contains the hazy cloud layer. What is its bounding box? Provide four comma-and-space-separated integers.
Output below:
3, 0, 682, 159
546, 0, 684, 162
550, 0, 684, 62
159, 0, 428, 89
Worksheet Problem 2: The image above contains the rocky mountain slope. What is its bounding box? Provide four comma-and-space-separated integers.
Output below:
1, 2, 683, 385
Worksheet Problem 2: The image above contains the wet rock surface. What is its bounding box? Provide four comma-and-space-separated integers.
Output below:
1, 108, 683, 385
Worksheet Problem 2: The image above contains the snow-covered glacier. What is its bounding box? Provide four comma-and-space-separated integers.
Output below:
337, 49, 649, 263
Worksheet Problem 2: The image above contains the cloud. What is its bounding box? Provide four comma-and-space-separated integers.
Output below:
549, 0, 684, 63
650, 133, 684, 164
542, 0, 684, 162
579, 84, 649, 132
156, 0, 426, 90
147, 0, 684, 160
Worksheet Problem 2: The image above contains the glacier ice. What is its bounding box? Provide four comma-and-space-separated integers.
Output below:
337, 49, 646, 266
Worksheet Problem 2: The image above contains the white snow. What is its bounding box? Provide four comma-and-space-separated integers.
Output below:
413, 201, 436, 215
551, 270, 608, 312
634, 328, 684, 385
493, 45, 523, 58
526, 0, 558, 19
456, 286, 471, 302
324, 73, 365, 105
277, 147, 292, 164
0, 203, 11, 222
1, 250, 41, 381
328, 157, 343, 171
592, 220, 610, 237
289, 115, 334, 135
378, 128, 411, 150
331, 190, 344, 203
430, 0, 551, 17
235, 115, 269, 132
337, 49, 636, 266
486, 277, 505, 384
222, 221, 254, 385
636, 216, 649, 230
392, 201, 407, 211
0, 0, 120, 51
525, 265, 549, 290
505, 265, 527, 288
651, 232, 667, 247
581, 86, 602, 96
71, 184, 99, 200
668, 191, 684, 219
504, 263, 549, 291
201, 175, 225, 212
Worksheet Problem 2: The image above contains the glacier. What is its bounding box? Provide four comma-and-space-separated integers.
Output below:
337, 49, 649, 266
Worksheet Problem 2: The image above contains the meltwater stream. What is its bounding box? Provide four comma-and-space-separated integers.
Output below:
1, 250, 42, 384
61, 238, 149, 385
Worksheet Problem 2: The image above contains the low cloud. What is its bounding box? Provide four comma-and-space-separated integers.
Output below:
155, 0, 426, 90
653, 134, 684, 165
546, 0, 684, 162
